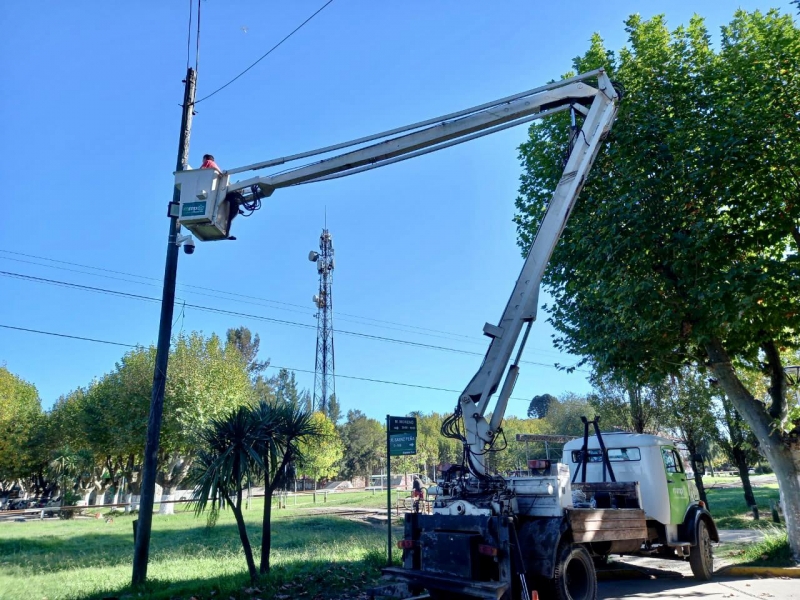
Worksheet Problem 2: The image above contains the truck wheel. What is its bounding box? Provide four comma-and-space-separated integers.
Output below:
689, 519, 714, 581
552, 543, 597, 600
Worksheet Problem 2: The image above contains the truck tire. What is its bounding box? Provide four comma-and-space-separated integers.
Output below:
552, 543, 597, 600
689, 519, 714, 581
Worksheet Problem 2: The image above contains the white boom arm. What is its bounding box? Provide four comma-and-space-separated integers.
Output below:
174, 69, 620, 476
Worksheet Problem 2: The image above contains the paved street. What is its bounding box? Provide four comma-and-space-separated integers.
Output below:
599, 576, 797, 599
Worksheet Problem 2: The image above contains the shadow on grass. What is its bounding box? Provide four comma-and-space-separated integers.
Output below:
86, 551, 389, 600
0, 515, 383, 575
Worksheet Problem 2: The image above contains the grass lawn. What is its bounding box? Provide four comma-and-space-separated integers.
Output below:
716, 528, 793, 567
0, 496, 403, 600
705, 484, 783, 530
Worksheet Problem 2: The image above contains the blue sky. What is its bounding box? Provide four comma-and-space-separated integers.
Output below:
1, 0, 792, 421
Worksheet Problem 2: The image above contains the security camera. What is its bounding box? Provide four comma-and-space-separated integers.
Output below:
177, 234, 195, 255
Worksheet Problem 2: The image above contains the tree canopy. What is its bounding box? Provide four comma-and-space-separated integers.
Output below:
0, 367, 42, 482
515, 8, 800, 556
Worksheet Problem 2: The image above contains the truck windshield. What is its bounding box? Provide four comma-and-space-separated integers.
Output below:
571, 447, 641, 462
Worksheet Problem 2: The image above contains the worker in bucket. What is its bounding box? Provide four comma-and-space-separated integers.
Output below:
200, 153, 220, 171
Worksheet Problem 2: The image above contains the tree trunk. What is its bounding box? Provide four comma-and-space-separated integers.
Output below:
260, 479, 273, 574
156, 453, 192, 515
705, 453, 715, 477
158, 486, 175, 515
733, 452, 757, 508
685, 439, 709, 507
693, 471, 709, 507
755, 440, 800, 564
706, 337, 800, 562
230, 487, 258, 582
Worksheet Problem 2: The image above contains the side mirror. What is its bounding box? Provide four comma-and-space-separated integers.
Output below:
692, 454, 706, 476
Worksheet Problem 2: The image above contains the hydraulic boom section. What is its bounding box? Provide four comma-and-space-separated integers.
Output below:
455, 75, 619, 475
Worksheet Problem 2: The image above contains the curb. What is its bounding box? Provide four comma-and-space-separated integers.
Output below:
717, 565, 800, 578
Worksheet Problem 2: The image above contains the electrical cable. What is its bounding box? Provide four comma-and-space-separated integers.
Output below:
0, 325, 137, 348
0, 249, 486, 344
0, 323, 536, 401
0, 269, 588, 371
0, 253, 492, 346
186, 0, 193, 72
194, 0, 335, 105
195, 0, 201, 73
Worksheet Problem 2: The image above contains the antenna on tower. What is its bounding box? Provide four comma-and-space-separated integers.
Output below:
309, 222, 335, 414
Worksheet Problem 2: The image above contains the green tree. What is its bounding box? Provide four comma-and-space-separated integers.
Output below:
103, 345, 155, 505
0, 367, 43, 485
339, 410, 385, 483
252, 401, 320, 574
660, 368, 717, 506
590, 375, 668, 434
226, 326, 269, 377
298, 412, 343, 487
715, 395, 761, 509
158, 332, 252, 513
327, 393, 342, 425
542, 392, 596, 437
514, 10, 800, 557
270, 368, 301, 408
527, 394, 558, 420
253, 375, 276, 406
188, 406, 264, 582
488, 416, 549, 473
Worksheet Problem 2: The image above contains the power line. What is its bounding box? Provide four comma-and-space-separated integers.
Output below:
195, 0, 201, 73
0, 323, 532, 402
0, 269, 588, 372
194, 0, 335, 105
1, 251, 568, 354
0, 324, 137, 348
185, 0, 193, 71
0, 249, 490, 345
267, 364, 529, 401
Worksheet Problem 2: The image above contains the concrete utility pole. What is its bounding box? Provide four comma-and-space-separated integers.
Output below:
132, 67, 196, 586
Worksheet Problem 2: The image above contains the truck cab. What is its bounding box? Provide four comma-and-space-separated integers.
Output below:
563, 432, 718, 576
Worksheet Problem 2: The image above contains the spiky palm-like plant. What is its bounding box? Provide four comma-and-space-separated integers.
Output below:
188, 406, 263, 582
252, 401, 321, 574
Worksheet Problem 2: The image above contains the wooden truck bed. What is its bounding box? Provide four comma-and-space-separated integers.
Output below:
566, 508, 648, 543
567, 480, 647, 543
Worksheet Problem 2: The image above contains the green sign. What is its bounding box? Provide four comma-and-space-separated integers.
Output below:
388, 416, 417, 456
389, 432, 417, 456
388, 416, 416, 432
181, 201, 207, 217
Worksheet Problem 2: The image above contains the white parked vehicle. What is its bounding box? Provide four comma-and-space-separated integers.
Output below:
562, 431, 718, 577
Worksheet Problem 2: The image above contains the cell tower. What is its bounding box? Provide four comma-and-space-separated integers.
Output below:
308, 226, 335, 414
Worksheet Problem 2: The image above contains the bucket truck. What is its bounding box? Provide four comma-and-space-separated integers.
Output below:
173, 69, 717, 600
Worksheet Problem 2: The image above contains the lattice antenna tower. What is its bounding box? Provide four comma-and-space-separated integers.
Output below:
308, 224, 335, 413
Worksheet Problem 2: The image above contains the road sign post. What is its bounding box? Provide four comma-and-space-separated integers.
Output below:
386, 415, 417, 566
